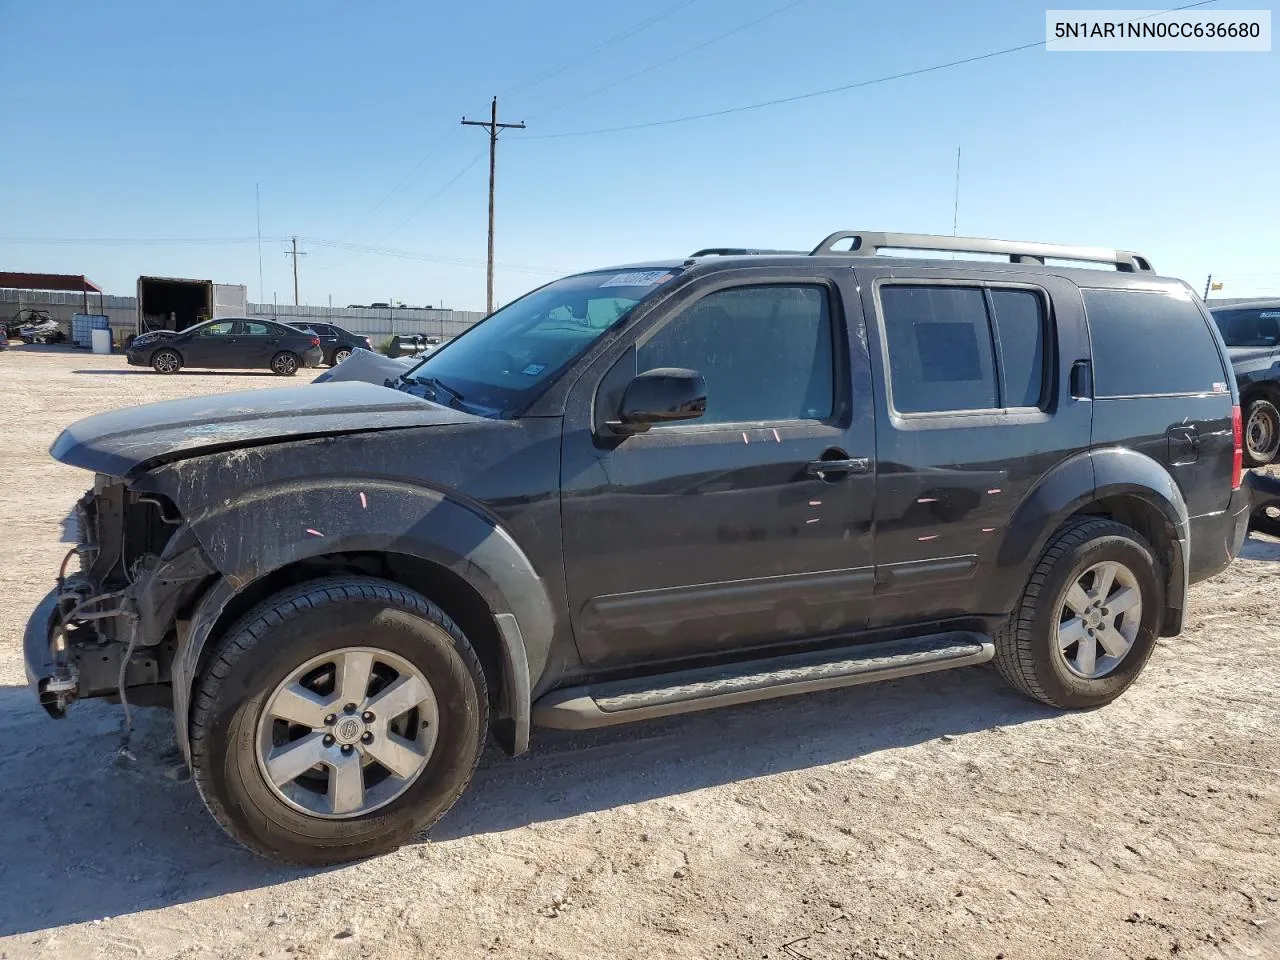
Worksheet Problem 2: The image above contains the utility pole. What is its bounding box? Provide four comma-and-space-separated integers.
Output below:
1203, 274, 1212, 301
462, 97, 525, 314
285, 237, 307, 306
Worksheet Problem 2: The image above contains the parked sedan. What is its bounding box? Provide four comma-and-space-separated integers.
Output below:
126, 319, 324, 375
298, 322, 374, 366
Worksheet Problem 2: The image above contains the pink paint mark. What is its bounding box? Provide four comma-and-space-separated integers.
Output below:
917, 534, 939, 542
305, 528, 325, 537
982, 527, 997, 533
742, 432, 750, 444
359, 491, 368, 509
987, 488, 1002, 495
772, 428, 781, 443
916, 497, 938, 504
809, 500, 822, 507
806, 518, 820, 524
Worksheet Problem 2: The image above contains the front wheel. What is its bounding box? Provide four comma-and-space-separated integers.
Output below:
1244, 398, 1280, 467
993, 518, 1163, 709
189, 576, 488, 864
152, 348, 182, 374
270, 351, 299, 376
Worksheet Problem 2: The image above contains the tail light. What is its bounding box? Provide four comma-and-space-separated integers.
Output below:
363, 337, 373, 349
1232, 404, 1243, 490
309, 336, 320, 348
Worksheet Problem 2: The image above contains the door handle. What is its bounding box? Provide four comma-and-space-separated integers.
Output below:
807, 457, 870, 477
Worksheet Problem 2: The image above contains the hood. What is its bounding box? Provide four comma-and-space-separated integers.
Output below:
50, 380, 482, 477
1227, 345, 1277, 364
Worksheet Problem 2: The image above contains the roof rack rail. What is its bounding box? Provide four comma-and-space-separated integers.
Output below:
810, 231, 1154, 273
688, 247, 806, 257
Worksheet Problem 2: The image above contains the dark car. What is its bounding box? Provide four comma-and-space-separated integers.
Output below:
1209, 300, 1280, 465
298, 322, 373, 366
26, 230, 1257, 864
125, 318, 324, 375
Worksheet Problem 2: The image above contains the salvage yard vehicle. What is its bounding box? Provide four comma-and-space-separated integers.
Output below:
1210, 300, 1280, 466
26, 230, 1259, 864
125, 317, 324, 375
296, 322, 374, 366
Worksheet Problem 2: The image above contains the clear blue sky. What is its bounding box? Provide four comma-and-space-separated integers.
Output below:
1, 0, 1276, 310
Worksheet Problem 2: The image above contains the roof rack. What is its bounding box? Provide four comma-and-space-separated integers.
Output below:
810, 231, 1154, 273
688, 247, 807, 257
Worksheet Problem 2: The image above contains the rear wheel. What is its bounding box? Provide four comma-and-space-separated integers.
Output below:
1244, 398, 1280, 466
993, 518, 1163, 709
271, 351, 299, 376
332, 347, 352, 365
152, 348, 182, 374
189, 576, 488, 864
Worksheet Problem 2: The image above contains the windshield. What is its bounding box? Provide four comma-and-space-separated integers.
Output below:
403, 267, 681, 416
1212, 307, 1280, 347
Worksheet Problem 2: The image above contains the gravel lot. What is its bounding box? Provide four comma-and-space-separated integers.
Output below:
0, 347, 1277, 960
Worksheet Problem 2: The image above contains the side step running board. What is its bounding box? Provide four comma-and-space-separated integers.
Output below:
532, 632, 994, 730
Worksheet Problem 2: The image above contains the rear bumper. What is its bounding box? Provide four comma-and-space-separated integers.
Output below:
303, 347, 323, 368
1188, 474, 1265, 585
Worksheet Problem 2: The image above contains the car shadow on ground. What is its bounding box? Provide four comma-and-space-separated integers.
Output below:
0, 665, 1055, 937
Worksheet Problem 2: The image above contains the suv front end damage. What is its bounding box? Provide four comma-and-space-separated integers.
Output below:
25, 474, 215, 719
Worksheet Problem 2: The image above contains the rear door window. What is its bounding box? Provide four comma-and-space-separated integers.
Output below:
1084, 288, 1227, 397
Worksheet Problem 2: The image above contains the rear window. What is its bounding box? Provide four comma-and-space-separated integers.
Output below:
1083, 288, 1227, 397
1212, 307, 1280, 347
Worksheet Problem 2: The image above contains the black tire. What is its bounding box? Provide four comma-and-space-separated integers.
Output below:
270, 351, 299, 376
189, 576, 488, 865
151, 348, 182, 374
993, 518, 1164, 709
332, 346, 352, 365
1244, 398, 1280, 467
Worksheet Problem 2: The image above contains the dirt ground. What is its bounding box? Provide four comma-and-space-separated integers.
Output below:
0, 346, 1276, 960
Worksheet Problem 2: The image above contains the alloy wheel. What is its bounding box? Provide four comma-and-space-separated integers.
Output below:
1055, 560, 1143, 679
255, 647, 439, 818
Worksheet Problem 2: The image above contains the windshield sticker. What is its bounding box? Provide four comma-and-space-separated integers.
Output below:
1212, 382, 1228, 394
520, 363, 548, 376
598, 271, 673, 288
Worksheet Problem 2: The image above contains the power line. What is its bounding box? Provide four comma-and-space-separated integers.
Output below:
506, 0, 701, 100
338, 149, 487, 260
525, 0, 812, 122
337, 131, 458, 239
524, 0, 1220, 140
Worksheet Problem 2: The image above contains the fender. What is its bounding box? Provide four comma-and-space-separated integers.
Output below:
164, 476, 554, 763
982, 447, 1189, 628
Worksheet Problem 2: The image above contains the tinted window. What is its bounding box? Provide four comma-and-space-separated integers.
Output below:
638, 285, 834, 425
1212, 308, 1280, 347
881, 286, 997, 413
197, 321, 236, 337
1085, 289, 1227, 397
312, 324, 335, 336
243, 321, 275, 336
990, 289, 1047, 407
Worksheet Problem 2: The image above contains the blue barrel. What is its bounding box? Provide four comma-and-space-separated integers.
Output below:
90, 315, 110, 330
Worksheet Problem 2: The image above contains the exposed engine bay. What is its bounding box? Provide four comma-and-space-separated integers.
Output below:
37, 475, 215, 719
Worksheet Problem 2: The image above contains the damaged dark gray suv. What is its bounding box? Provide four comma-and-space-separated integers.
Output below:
25, 231, 1259, 864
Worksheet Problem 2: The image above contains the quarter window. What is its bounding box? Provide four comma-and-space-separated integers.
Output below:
638, 285, 835, 425
1084, 288, 1227, 397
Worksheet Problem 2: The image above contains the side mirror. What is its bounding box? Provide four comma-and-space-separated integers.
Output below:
608, 367, 707, 435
